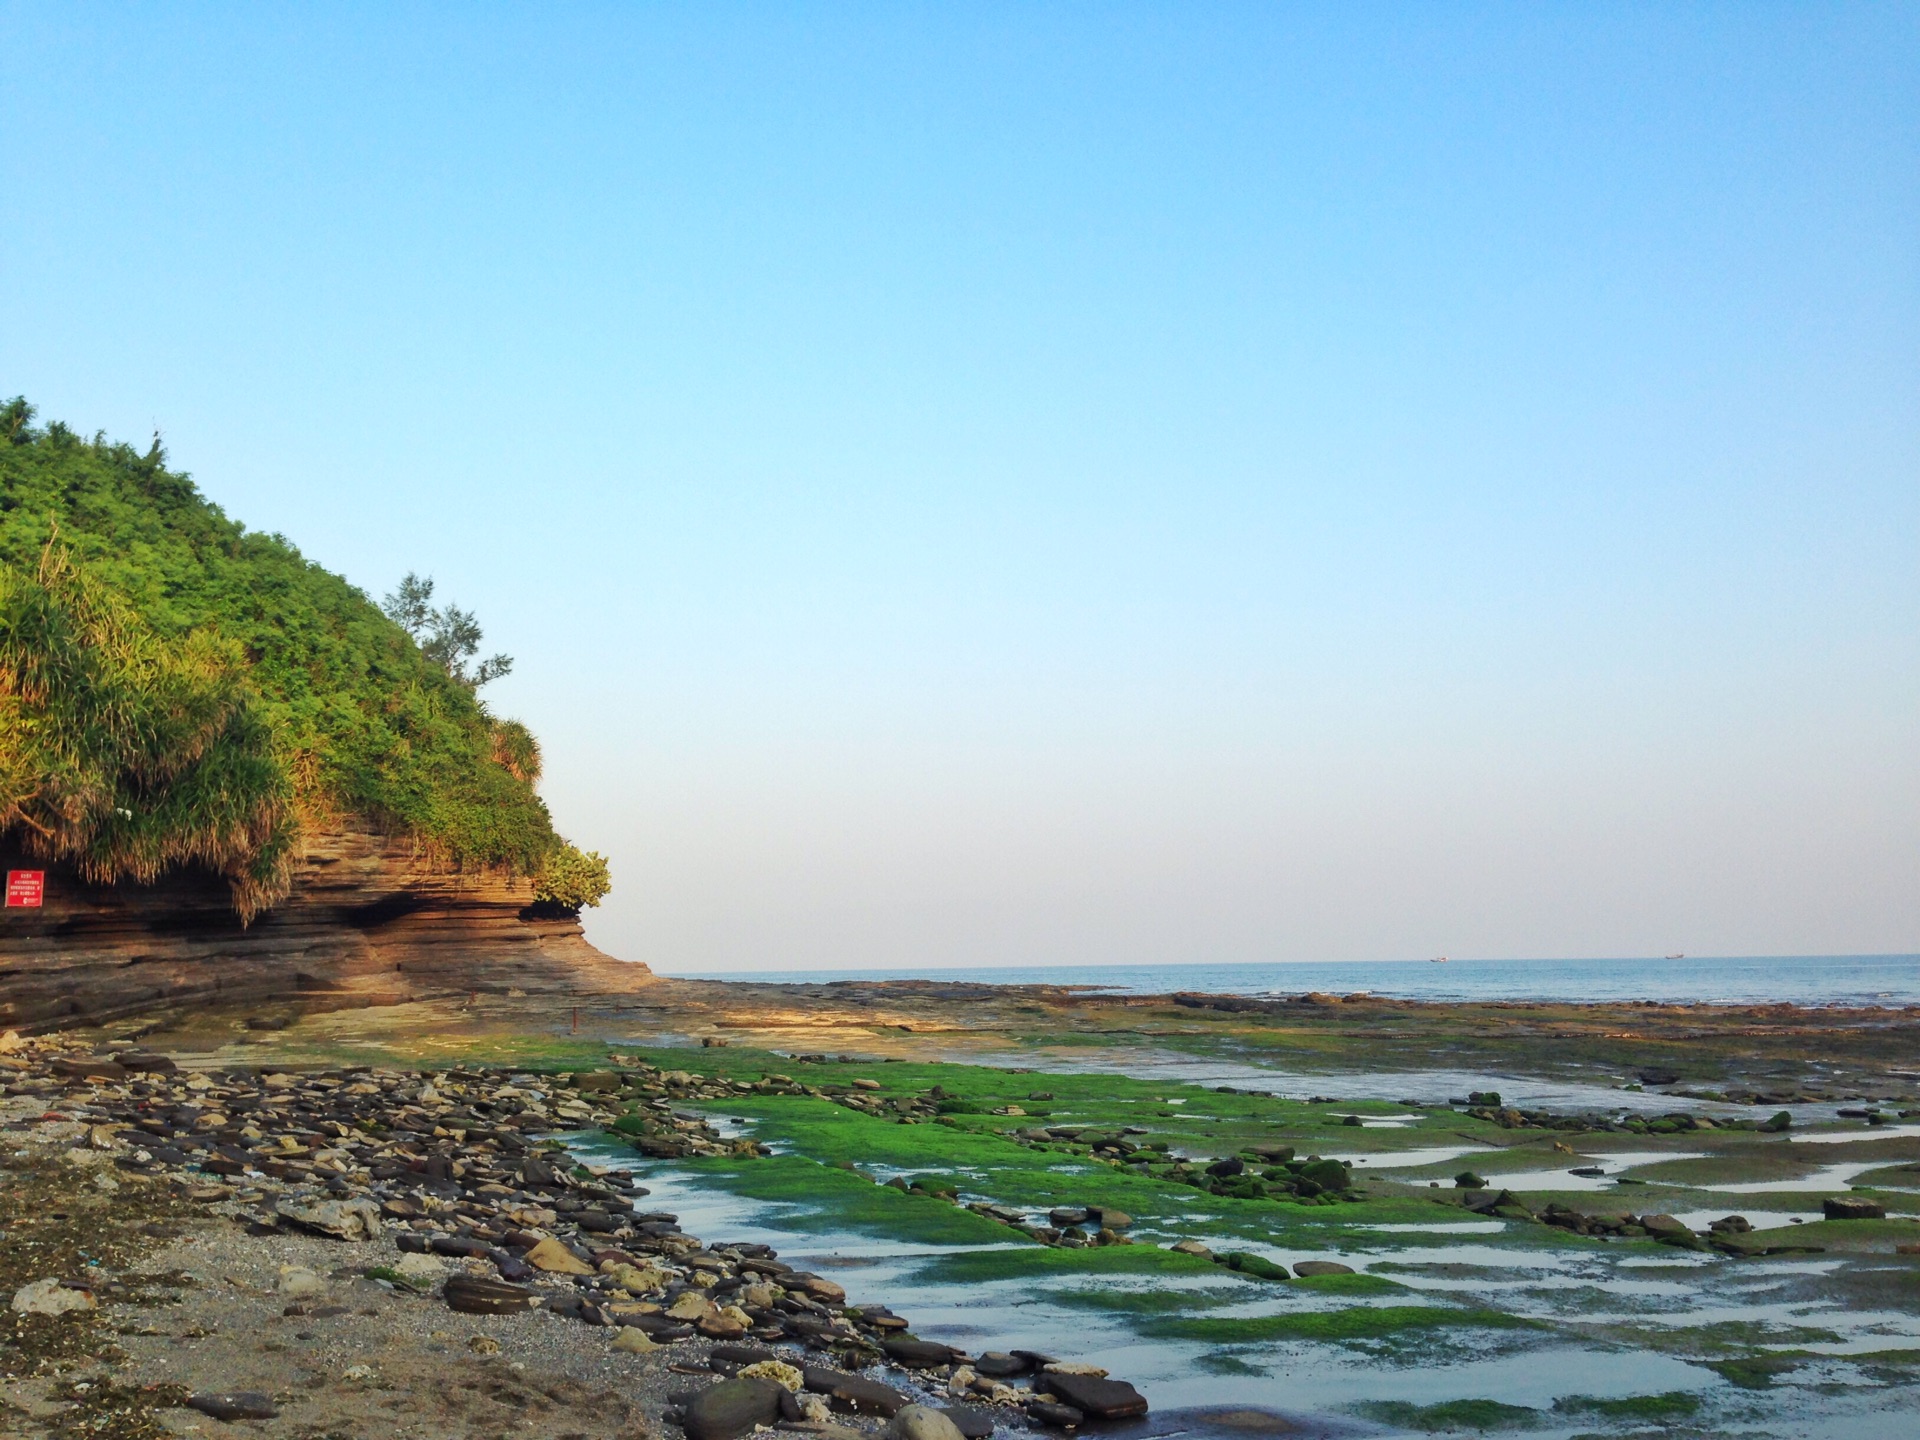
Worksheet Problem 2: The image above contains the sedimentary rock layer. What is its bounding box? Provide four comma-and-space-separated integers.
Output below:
0, 818, 648, 1028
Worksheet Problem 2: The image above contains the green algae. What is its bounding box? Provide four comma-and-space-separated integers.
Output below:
1356, 1398, 1540, 1430
912, 1243, 1221, 1285
1706, 1355, 1801, 1389
676, 1153, 1022, 1247
1552, 1390, 1701, 1420
1290, 1271, 1404, 1295
1041, 1285, 1251, 1316
1138, 1304, 1530, 1345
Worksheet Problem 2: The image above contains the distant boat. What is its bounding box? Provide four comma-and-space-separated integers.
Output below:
1665, 953, 1685, 960
1429, 956, 1448, 964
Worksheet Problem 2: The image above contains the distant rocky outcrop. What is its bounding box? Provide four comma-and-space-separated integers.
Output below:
0, 818, 648, 1029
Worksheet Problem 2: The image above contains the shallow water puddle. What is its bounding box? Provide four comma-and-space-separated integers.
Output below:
569, 1137, 1726, 1420
1335, 1145, 1495, 1169
1476, 1149, 1708, 1191
1791, 1123, 1920, 1144
1702, 1159, 1887, 1193
1357, 1220, 1506, 1234
1668, 1207, 1823, 1229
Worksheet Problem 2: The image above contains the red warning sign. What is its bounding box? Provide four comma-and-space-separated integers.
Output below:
5, 871, 44, 908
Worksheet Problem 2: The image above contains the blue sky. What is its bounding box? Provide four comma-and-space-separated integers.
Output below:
3, 3, 1915, 969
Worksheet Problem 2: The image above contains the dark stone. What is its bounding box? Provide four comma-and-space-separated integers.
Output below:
1291, 1260, 1354, 1277
803, 1367, 911, 1416
443, 1274, 542, 1315
1296, 1159, 1350, 1191
489, 1251, 535, 1282
1205, 1158, 1245, 1177
1037, 1373, 1149, 1421
942, 1404, 996, 1438
973, 1352, 1032, 1378
882, 1337, 961, 1368
1025, 1401, 1085, 1429
1221, 1252, 1290, 1281
430, 1235, 491, 1258
187, 1393, 280, 1422
683, 1378, 784, 1440
1823, 1196, 1886, 1220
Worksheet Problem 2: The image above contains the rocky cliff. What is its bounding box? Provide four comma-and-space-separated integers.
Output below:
0, 819, 649, 1030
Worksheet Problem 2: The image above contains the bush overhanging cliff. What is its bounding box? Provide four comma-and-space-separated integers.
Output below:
0, 398, 608, 917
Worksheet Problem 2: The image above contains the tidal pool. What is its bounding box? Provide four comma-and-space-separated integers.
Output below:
570, 1136, 1733, 1429
580, 1047, 1920, 1437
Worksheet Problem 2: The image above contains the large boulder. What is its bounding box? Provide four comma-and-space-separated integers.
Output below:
683, 1379, 785, 1440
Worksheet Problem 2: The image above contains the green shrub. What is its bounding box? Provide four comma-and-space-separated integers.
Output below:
533, 842, 612, 913
0, 399, 605, 913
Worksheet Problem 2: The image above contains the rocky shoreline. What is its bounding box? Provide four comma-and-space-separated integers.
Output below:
3, 1035, 1148, 1439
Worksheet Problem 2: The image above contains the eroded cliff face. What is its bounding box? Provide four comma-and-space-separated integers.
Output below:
0, 819, 649, 1029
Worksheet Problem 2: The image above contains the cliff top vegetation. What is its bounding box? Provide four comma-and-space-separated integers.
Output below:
0, 398, 608, 917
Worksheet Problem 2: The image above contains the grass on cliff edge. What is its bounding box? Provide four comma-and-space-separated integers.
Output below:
0, 399, 565, 910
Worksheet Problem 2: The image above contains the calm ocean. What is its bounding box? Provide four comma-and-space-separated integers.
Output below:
672, 954, 1920, 1007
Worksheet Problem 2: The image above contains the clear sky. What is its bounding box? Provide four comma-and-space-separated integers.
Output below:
3, 3, 1915, 971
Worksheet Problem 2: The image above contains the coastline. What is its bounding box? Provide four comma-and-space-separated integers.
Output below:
6, 978, 1918, 1439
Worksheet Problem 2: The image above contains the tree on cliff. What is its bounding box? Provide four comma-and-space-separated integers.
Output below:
382, 573, 513, 689
0, 398, 609, 918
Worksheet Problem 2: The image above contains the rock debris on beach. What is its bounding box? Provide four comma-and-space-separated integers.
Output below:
0, 1035, 1149, 1434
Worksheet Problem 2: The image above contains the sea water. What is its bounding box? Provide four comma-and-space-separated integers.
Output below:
669, 954, 1920, 1007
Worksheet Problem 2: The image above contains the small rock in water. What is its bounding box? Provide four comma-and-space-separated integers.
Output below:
1823, 1196, 1886, 1221
973, 1353, 1032, 1378
1037, 1372, 1149, 1421
1291, 1260, 1354, 1277
1043, 1362, 1108, 1378
1025, 1401, 1085, 1429
886, 1404, 968, 1440
1168, 1239, 1214, 1259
